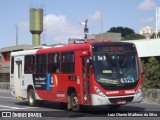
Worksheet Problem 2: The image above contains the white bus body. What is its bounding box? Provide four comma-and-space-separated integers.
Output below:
10, 49, 39, 100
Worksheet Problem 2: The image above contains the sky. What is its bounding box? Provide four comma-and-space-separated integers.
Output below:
0, 0, 160, 48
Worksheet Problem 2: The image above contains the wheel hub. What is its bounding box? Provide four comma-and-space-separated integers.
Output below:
72, 97, 78, 107
29, 94, 34, 104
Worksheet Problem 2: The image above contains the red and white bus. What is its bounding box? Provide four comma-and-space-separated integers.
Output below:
10, 40, 142, 111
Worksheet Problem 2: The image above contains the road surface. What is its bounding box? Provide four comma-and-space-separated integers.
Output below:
0, 92, 159, 120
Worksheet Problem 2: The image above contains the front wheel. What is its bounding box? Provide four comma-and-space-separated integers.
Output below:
71, 92, 80, 112
28, 89, 37, 107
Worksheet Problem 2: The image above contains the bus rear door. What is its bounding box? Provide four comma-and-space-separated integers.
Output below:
14, 57, 24, 100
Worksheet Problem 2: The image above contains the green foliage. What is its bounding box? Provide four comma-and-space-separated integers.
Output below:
108, 26, 135, 37
142, 57, 160, 89
124, 33, 145, 40
150, 32, 160, 39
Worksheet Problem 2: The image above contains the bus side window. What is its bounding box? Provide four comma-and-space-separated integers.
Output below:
61, 52, 74, 74
24, 55, 34, 74
36, 54, 46, 74
48, 53, 60, 74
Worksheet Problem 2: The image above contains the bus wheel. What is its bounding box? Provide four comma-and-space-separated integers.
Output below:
28, 89, 37, 107
71, 92, 80, 112
108, 105, 120, 111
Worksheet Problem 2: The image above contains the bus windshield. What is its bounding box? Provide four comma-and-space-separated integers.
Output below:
93, 52, 139, 85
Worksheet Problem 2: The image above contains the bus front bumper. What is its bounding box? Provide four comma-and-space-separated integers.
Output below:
91, 92, 142, 106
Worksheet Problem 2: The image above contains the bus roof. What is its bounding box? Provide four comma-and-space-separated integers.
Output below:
11, 49, 38, 57
10, 40, 113, 56
36, 40, 112, 54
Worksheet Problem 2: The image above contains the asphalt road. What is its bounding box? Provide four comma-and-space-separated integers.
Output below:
0, 92, 160, 120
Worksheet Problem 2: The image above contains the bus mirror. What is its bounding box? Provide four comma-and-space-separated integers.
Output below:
88, 58, 94, 73
89, 57, 93, 66
90, 66, 94, 73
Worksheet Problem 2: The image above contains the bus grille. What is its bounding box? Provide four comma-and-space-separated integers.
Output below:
109, 97, 134, 104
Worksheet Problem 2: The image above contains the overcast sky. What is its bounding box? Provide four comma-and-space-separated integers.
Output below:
0, 0, 159, 48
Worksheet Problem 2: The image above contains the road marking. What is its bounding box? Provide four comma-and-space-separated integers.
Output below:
0, 96, 15, 99
0, 109, 14, 110
0, 105, 38, 110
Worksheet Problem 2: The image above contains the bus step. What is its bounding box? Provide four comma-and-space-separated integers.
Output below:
16, 97, 25, 100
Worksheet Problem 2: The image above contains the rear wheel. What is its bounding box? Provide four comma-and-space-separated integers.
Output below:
71, 92, 80, 112
28, 89, 37, 107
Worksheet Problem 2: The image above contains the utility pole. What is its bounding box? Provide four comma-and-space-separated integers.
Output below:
156, 7, 160, 39
101, 11, 103, 40
15, 24, 18, 46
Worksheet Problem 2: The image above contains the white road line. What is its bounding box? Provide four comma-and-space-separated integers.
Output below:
0, 109, 13, 110
0, 105, 38, 110
0, 96, 15, 99
0, 105, 24, 109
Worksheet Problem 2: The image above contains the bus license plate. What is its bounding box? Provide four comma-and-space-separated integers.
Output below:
117, 100, 126, 104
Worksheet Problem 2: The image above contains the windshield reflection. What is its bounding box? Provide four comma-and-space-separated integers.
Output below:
93, 52, 139, 85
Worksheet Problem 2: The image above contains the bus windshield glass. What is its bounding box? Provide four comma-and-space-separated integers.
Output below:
92, 44, 139, 85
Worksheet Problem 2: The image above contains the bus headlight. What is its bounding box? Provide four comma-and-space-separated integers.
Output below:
94, 86, 105, 97
136, 84, 142, 95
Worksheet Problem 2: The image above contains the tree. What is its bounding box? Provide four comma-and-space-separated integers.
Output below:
142, 57, 160, 89
150, 32, 160, 39
124, 33, 145, 40
108, 27, 135, 37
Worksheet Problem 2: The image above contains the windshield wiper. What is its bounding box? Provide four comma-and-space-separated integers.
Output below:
122, 55, 127, 67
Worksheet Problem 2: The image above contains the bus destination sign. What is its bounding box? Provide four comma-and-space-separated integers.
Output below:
102, 46, 125, 52
92, 44, 135, 52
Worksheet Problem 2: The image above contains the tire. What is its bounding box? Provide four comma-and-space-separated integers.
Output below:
28, 89, 37, 107
71, 92, 80, 112
108, 105, 121, 111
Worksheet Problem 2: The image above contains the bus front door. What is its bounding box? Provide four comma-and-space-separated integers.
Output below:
82, 57, 91, 103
